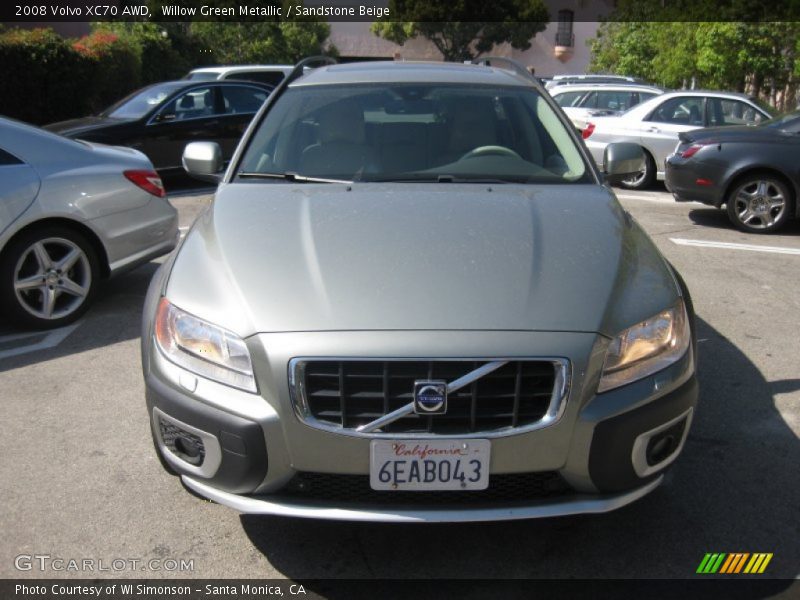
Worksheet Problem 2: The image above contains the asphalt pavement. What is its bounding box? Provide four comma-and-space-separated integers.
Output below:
1, 184, 798, 583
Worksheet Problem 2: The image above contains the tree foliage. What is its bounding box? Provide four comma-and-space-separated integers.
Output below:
191, 21, 332, 64
0, 27, 141, 122
372, 0, 549, 61
139, 0, 333, 64
589, 9, 800, 111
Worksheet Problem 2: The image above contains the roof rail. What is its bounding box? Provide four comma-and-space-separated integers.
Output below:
265, 55, 337, 104
284, 55, 337, 87
470, 56, 538, 85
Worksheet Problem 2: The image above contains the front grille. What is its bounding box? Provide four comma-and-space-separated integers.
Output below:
275, 471, 572, 505
293, 360, 562, 434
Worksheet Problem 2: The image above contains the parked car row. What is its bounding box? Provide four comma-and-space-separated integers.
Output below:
2, 62, 794, 335
547, 74, 798, 232
582, 90, 771, 189
0, 64, 320, 330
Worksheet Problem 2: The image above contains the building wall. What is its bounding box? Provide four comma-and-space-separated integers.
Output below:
328, 1, 614, 77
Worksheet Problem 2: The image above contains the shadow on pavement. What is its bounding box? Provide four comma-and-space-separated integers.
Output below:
0, 261, 159, 373
240, 316, 799, 584
688, 207, 800, 235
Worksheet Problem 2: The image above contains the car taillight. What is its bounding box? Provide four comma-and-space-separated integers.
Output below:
582, 123, 595, 139
679, 142, 715, 159
124, 170, 166, 198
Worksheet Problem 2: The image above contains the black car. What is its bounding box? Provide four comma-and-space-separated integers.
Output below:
666, 112, 800, 233
45, 80, 272, 175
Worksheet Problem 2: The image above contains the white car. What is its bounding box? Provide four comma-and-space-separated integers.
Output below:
550, 84, 663, 131
185, 65, 293, 87
544, 74, 646, 90
583, 90, 771, 189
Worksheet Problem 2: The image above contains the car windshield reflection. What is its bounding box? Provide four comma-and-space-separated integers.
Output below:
237, 84, 592, 184
101, 82, 185, 119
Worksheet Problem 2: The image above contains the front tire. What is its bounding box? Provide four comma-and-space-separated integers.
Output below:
0, 226, 99, 329
726, 174, 794, 233
618, 149, 655, 190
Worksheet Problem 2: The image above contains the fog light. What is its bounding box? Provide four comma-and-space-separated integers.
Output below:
159, 417, 206, 466
645, 420, 686, 467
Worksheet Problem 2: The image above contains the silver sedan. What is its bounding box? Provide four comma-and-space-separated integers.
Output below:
583, 90, 771, 189
0, 117, 179, 329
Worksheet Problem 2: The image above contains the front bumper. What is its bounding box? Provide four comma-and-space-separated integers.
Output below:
180, 474, 664, 523
143, 324, 698, 521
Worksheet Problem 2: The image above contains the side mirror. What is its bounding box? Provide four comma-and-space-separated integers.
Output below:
182, 142, 223, 183
603, 142, 646, 185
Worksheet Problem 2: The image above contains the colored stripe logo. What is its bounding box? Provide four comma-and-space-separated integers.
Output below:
697, 553, 773, 574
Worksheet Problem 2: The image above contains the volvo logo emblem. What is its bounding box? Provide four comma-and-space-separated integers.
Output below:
413, 380, 447, 415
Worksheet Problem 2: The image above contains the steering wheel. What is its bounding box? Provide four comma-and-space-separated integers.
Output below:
460, 146, 522, 160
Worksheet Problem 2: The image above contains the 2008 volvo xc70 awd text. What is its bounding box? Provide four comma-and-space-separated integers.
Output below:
141, 58, 698, 522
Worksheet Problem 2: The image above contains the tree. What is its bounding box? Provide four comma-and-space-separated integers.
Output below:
371, 0, 549, 62
588, 0, 800, 111
589, 22, 658, 82
94, 22, 208, 84
190, 21, 333, 64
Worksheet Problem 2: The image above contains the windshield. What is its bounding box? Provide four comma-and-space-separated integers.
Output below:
101, 83, 184, 119
238, 83, 591, 184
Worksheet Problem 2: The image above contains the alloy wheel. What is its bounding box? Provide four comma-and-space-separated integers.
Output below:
13, 237, 92, 320
731, 179, 786, 231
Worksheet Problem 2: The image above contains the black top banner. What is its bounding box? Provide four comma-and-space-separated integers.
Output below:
1, 0, 800, 23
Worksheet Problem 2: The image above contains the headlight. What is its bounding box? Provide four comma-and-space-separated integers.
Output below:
154, 298, 257, 393
598, 299, 691, 393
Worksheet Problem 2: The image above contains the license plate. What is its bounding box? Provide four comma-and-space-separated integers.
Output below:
369, 439, 490, 491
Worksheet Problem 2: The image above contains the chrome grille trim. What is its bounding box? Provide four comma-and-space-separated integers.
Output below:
288, 357, 571, 439
356, 360, 509, 433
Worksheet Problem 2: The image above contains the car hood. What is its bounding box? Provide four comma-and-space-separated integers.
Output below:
43, 116, 133, 137
166, 183, 679, 337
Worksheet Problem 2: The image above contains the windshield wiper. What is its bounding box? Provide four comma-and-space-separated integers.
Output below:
364, 174, 523, 184
237, 172, 353, 184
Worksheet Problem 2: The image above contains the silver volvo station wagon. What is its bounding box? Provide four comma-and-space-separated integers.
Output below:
141, 58, 699, 522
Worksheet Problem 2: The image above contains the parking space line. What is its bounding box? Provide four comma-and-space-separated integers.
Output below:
670, 238, 800, 256
617, 193, 703, 206
0, 322, 82, 360
616, 193, 672, 203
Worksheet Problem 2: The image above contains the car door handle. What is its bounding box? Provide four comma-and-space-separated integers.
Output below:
647, 127, 660, 133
